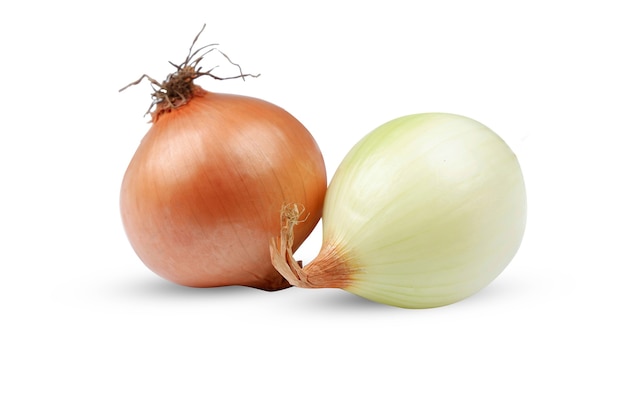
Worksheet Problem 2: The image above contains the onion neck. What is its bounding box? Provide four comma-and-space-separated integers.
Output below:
301, 244, 354, 289
270, 204, 355, 289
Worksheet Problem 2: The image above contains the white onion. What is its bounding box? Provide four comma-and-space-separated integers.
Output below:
271, 113, 526, 308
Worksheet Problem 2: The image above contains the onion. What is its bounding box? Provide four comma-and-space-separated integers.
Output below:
271, 113, 526, 307
120, 27, 327, 290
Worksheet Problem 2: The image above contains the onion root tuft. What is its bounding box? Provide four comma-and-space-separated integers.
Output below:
119, 23, 259, 120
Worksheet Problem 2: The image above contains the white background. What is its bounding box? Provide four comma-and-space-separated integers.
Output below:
1, 0, 624, 415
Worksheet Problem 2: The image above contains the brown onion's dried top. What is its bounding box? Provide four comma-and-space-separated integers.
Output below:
119, 23, 259, 120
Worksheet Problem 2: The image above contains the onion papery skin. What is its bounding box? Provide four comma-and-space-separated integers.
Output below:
273, 113, 526, 308
121, 87, 327, 290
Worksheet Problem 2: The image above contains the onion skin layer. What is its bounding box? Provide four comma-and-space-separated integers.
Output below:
121, 87, 326, 290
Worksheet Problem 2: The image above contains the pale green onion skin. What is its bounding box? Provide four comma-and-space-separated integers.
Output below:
319, 113, 526, 308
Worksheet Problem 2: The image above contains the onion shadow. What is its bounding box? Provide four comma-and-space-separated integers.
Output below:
117, 273, 265, 301
293, 288, 396, 311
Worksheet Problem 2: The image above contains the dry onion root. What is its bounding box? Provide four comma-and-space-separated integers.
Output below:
120, 25, 327, 290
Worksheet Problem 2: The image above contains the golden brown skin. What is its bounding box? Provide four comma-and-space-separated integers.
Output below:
120, 88, 327, 290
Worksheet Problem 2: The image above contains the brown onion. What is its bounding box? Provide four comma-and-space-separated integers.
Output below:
120, 29, 326, 290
